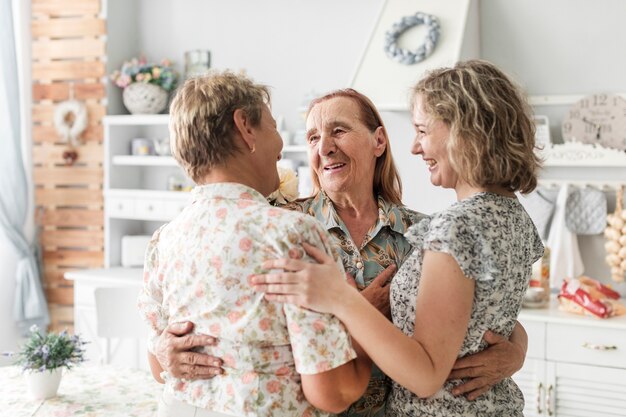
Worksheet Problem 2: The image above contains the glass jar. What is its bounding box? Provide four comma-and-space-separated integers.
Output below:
184, 50, 211, 79
523, 245, 551, 308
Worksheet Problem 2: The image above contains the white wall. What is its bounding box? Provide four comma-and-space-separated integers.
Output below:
106, 0, 626, 290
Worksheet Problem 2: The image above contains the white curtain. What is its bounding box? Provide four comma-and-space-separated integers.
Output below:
0, 0, 49, 336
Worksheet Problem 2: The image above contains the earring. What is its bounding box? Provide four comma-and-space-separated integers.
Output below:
250, 144, 256, 154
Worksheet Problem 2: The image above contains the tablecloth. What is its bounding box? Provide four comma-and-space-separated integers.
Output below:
0, 365, 162, 417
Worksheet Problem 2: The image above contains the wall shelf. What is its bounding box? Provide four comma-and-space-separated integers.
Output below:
540, 141, 626, 168
104, 114, 170, 126
112, 155, 177, 166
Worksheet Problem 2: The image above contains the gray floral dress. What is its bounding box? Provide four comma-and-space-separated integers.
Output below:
388, 192, 544, 417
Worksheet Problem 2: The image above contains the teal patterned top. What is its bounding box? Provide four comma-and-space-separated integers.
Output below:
283, 191, 426, 417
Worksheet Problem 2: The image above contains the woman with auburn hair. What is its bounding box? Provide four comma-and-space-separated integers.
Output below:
253, 60, 543, 416
155, 85, 531, 417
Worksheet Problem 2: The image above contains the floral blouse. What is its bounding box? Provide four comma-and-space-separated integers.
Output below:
284, 191, 426, 417
138, 183, 357, 417
388, 192, 544, 417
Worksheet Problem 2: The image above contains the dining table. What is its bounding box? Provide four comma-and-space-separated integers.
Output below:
0, 365, 162, 417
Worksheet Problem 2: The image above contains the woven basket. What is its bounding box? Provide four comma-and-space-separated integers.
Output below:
123, 82, 168, 114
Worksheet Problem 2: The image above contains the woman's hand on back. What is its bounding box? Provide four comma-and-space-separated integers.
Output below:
251, 242, 357, 314
447, 330, 526, 400
155, 321, 224, 380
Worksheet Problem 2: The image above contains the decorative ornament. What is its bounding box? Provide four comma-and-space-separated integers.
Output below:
61, 149, 79, 166
604, 186, 626, 282
383, 12, 440, 65
53, 99, 88, 148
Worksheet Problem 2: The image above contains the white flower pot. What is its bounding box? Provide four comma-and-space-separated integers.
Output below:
25, 368, 62, 399
123, 82, 169, 115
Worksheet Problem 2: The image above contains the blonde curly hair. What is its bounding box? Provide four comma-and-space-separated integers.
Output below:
411, 60, 540, 194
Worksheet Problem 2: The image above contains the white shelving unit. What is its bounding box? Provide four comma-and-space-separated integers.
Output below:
102, 114, 309, 268
103, 114, 193, 268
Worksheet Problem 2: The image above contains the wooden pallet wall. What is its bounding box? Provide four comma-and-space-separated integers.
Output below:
31, 0, 106, 332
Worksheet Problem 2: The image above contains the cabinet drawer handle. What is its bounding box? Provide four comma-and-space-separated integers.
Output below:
582, 342, 617, 351
546, 384, 554, 416
536, 382, 544, 414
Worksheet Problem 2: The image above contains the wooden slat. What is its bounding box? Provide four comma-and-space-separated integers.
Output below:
44, 266, 76, 286
32, 17, 105, 38
33, 142, 103, 165
32, 0, 100, 17
44, 250, 103, 268
41, 208, 104, 227
35, 188, 103, 207
32, 61, 105, 81
33, 124, 103, 143
48, 323, 74, 334
33, 38, 105, 59
40, 229, 104, 248
33, 82, 105, 101
45, 286, 74, 306
34, 166, 103, 186
49, 304, 74, 323
32, 102, 105, 125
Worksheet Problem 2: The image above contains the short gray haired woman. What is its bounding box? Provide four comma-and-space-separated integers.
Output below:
138, 71, 370, 417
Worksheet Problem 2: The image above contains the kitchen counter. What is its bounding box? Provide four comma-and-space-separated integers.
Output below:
519, 295, 626, 330
64, 267, 143, 286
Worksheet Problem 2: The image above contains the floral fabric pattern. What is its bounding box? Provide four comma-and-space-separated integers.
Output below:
138, 183, 356, 417
284, 192, 426, 417
388, 192, 544, 417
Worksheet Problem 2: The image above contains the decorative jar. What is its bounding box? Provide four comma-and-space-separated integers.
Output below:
123, 83, 168, 114
184, 50, 211, 79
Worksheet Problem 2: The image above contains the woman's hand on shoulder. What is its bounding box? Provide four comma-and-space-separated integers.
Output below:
251, 242, 356, 314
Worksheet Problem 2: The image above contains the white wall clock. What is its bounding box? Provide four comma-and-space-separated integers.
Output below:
561, 93, 626, 151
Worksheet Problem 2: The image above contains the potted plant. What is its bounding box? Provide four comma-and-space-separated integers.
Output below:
110, 56, 178, 115
10, 325, 87, 399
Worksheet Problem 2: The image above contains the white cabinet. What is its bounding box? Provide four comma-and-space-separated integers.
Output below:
103, 114, 192, 268
515, 300, 626, 416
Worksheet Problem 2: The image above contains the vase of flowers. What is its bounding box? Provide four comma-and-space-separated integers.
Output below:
12, 325, 87, 400
110, 56, 178, 114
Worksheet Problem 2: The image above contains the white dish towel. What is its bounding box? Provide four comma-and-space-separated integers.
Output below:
547, 184, 584, 288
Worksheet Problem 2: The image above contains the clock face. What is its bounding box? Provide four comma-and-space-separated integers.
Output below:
561, 93, 626, 151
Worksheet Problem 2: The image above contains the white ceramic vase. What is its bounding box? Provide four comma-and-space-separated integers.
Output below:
25, 368, 62, 399
122, 82, 169, 115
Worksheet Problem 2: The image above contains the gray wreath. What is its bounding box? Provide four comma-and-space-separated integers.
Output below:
384, 12, 440, 65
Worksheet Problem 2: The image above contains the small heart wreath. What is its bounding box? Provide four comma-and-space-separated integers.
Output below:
53, 99, 88, 147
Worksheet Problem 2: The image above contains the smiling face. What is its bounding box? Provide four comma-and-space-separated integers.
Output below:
411, 95, 459, 190
305, 97, 386, 198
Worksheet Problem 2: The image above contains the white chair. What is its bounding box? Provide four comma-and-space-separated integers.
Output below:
94, 287, 148, 367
